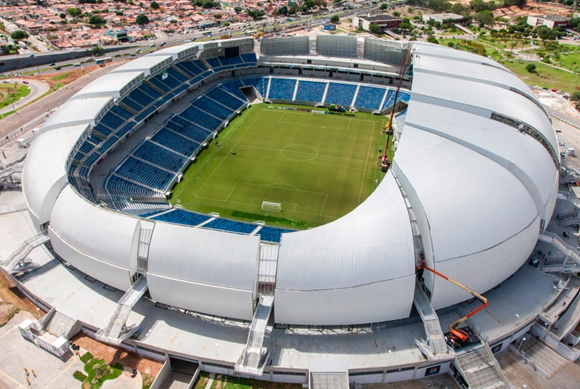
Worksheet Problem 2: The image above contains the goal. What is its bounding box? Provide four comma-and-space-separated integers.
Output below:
261, 201, 282, 212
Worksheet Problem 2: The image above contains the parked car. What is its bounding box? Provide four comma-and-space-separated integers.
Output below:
28, 54, 34, 57
22, 80, 29, 84
73, 62, 81, 67
160, 42, 166, 47
49, 62, 55, 66
55, 66, 61, 70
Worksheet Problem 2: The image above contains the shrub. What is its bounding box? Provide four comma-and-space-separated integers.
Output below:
73, 370, 87, 381
80, 352, 93, 363
525, 63, 536, 73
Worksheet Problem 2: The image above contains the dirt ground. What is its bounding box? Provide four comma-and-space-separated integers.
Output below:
359, 374, 459, 389
21, 65, 100, 90
71, 333, 163, 378
0, 270, 43, 318
0, 301, 17, 326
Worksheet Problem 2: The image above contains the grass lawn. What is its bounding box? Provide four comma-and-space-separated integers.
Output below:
51, 72, 70, 82
554, 51, 580, 71
170, 104, 389, 229
82, 358, 123, 389
502, 60, 580, 92
206, 373, 302, 389
0, 84, 30, 108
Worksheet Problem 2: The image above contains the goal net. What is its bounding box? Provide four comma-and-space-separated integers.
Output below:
261, 201, 282, 212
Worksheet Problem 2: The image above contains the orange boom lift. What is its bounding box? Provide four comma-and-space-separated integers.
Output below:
421, 265, 488, 347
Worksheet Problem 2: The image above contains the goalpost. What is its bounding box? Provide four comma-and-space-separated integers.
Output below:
261, 201, 282, 213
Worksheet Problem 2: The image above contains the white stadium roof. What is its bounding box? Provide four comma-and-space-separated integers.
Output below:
20, 40, 559, 326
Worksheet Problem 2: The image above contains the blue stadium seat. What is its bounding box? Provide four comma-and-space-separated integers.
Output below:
355, 86, 387, 110
107, 175, 163, 198
203, 218, 257, 234
205, 57, 221, 68
192, 96, 233, 120
99, 135, 120, 152
132, 140, 188, 173
241, 53, 257, 63
220, 79, 247, 101
110, 105, 133, 121
242, 77, 268, 97
206, 87, 245, 111
295, 80, 326, 103
256, 226, 294, 243
79, 141, 96, 154
179, 106, 222, 131
139, 84, 162, 100
115, 156, 175, 190
219, 55, 243, 66
100, 111, 126, 130
168, 120, 211, 144
268, 78, 296, 100
122, 97, 144, 112
93, 123, 113, 136
193, 60, 209, 72
152, 208, 211, 226
151, 128, 201, 156
174, 62, 196, 78
326, 83, 357, 106
148, 77, 171, 93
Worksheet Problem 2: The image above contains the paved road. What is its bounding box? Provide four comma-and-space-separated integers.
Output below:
0, 65, 122, 139
0, 79, 49, 116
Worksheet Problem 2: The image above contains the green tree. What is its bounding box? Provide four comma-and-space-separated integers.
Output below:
150, 1, 159, 9
427, 35, 439, 44
136, 14, 150, 27
475, 10, 494, 27
380, 3, 387, 9
525, 63, 536, 73
330, 15, 339, 23
368, 22, 381, 34
214, 13, 222, 19
59, 13, 66, 18
393, 11, 400, 17
89, 15, 106, 26
10, 30, 28, 40
247, 9, 265, 20
234, 6, 242, 13
570, 91, 580, 108
67, 7, 82, 17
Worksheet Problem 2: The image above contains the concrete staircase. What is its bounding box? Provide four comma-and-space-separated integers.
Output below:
234, 295, 274, 375
2, 230, 49, 270
454, 345, 513, 389
413, 283, 453, 360
96, 275, 148, 345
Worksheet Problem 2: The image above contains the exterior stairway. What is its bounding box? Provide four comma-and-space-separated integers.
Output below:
234, 295, 274, 375
96, 275, 148, 345
414, 282, 454, 360
539, 231, 580, 266
2, 230, 49, 270
454, 345, 513, 389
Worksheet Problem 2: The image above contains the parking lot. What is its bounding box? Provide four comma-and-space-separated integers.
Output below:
0, 311, 82, 389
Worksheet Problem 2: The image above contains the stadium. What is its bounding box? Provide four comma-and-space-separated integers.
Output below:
2, 33, 576, 388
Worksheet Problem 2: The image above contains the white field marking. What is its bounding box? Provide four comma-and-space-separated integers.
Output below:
280, 144, 319, 162
252, 198, 298, 212
358, 120, 377, 205
193, 108, 265, 198
241, 144, 367, 163
270, 183, 299, 190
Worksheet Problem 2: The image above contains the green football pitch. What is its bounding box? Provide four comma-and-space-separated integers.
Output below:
170, 104, 391, 229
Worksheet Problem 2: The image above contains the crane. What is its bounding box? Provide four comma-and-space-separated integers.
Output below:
421, 265, 488, 348
381, 43, 413, 172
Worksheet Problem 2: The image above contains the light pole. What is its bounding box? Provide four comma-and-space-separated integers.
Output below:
517, 337, 526, 354
215, 343, 218, 360
89, 310, 94, 325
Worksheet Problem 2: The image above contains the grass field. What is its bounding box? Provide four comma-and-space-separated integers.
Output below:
170, 104, 391, 229
0, 84, 30, 109
502, 60, 580, 92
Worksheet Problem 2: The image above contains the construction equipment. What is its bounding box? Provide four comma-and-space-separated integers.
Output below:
329, 104, 345, 112
421, 265, 488, 349
382, 43, 413, 172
